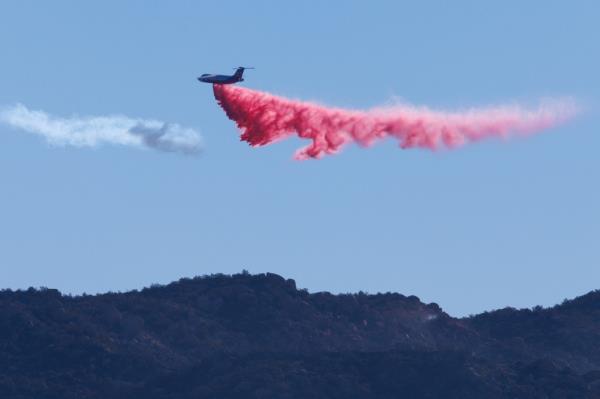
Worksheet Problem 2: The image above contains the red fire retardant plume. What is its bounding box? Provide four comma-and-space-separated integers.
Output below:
213, 84, 576, 160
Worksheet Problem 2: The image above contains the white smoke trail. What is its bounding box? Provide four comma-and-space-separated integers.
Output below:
0, 104, 203, 155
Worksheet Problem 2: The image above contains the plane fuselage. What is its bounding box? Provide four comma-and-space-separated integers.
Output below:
197, 74, 243, 85
197, 67, 250, 85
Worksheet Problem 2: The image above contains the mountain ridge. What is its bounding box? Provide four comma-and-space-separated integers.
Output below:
2, 271, 600, 398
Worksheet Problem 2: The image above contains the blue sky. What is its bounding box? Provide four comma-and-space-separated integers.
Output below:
0, 1, 598, 316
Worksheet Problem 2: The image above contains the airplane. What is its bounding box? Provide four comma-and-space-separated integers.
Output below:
197, 67, 254, 84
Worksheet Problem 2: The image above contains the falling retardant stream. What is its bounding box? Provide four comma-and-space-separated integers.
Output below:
213, 84, 577, 160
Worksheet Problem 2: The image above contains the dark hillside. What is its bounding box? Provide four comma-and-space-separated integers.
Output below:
467, 290, 600, 372
1, 272, 599, 398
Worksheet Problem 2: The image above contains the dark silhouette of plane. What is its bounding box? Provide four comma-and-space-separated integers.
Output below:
197, 67, 253, 84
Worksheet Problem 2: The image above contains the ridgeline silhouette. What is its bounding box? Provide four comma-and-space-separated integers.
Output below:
2, 272, 599, 398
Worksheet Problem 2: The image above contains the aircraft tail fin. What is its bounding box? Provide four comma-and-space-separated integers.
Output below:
233, 67, 245, 79
233, 67, 253, 80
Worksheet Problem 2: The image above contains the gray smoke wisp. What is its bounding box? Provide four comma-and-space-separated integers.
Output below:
0, 104, 203, 155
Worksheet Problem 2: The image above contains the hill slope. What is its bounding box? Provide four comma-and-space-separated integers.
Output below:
1, 272, 599, 398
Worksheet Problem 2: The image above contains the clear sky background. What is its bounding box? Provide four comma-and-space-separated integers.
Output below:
0, 1, 598, 316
